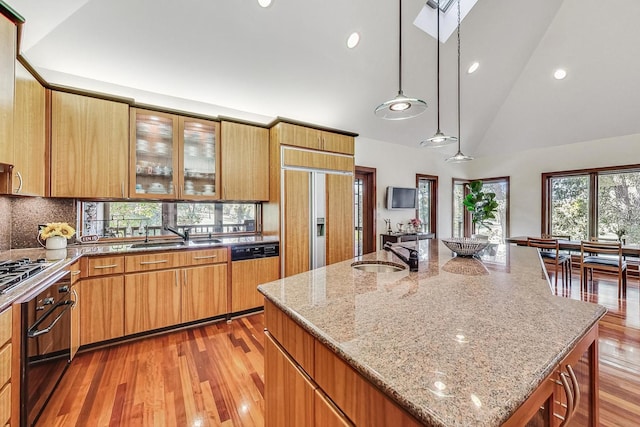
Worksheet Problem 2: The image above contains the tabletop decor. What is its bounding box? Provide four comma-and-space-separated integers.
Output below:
441, 237, 489, 257
39, 222, 76, 250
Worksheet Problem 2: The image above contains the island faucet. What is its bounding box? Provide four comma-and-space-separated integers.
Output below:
383, 242, 419, 272
164, 225, 190, 241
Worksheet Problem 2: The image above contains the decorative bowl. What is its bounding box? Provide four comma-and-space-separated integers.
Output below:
441, 238, 490, 257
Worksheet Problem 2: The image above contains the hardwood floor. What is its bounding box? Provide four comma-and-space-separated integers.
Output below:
38, 273, 640, 427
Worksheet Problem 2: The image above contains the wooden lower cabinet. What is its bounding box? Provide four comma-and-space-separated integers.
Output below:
315, 390, 354, 427
181, 263, 227, 323
231, 256, 280, 313
80, 276, 125, 345
0, 307, 11, 426
265, 333, 316, 427
125, 269, 181, 335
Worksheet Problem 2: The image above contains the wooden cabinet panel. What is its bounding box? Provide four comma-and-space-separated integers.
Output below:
125, 269, 181, 335
314, 341, 422, 427
12, 61, 46, 196
284, 169, 310, 277
181, 263, 227, 323
0, 344, 10, 386
70, 282, 80, 359
326, 174, 354, 266
321, 132, 354, 156
231, 256, 280, 313
79, 276, 124, 345
221, 121, 269, 201
83, 255, 125, 277
0, 383, 10, 427
315, 390, 353, 427
0, 307, 10, 346
125, 251, 182, 273
282, 148, 354, 173
50, 91, 129, 198
0, 16, 15, 165
265, 333, 316, 427
183, 248, 227, 265
265, 300, 314, 376
274, 122, 322, 151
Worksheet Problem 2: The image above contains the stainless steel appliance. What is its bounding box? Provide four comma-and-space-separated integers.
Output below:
17, 266, 73, 426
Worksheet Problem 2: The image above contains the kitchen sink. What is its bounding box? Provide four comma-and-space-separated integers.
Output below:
189, 238, 222, 245
129, 241, 187, 249
351, 261, 406, 273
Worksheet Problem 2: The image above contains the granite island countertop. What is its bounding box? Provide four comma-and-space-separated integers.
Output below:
257, 239, 607, 426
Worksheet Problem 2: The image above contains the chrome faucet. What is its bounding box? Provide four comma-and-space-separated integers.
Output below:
383, 242, 419, 272
164, 226, 190, 241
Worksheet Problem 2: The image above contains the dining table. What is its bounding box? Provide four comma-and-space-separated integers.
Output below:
506, 236, 640, 258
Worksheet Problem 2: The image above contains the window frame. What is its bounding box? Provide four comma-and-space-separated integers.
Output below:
452, 176, 510, 240
415, 174, 438, 237
542, 163, 640, 239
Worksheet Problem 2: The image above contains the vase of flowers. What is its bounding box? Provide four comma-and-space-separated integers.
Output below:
409, 218, 422, 233
39, 222, 76, 249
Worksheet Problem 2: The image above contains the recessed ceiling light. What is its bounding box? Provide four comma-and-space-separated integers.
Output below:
346, 32, 360, 49
554, 68, 567, 80
467, 62, 479, 74
258, 0, 272, 8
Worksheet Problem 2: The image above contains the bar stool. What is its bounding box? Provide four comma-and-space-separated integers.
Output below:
580, 240, 627, 298
528, 237, 572, 289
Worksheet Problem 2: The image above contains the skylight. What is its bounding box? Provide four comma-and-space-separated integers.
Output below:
427, 0, 455, 13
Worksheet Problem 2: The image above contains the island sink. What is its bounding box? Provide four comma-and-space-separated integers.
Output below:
351, 261, 406, 273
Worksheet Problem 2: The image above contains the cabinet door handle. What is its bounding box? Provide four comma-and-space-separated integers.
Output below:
566, 365, 580, 419
71, 270, 81, 276
14, 171, 23, 194
175, 270, 179, 287
183, 270, 187, 286
121, 182, 125, 198
193, 255, 217, 260
139, 260, 168, 265
93, 264, 119, 269
558, 369, 575, 427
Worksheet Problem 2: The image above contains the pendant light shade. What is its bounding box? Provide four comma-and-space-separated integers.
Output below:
421, 0, 456, 148
445, 0, 473, 163
374, 0, 427, 120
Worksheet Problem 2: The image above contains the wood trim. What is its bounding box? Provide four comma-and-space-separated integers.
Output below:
355, 166, 376, 254
0, 1, 24, 24
268, 117, 358, 137
416, 173, 438, 238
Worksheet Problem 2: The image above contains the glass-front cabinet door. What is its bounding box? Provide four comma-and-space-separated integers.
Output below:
179, 117, 220, 200
131, 109, 179, 199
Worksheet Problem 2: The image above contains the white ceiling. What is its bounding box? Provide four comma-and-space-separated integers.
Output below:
7, 0, 640, 159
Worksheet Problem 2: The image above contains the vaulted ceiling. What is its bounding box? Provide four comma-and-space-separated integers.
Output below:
8, 0, 640, 159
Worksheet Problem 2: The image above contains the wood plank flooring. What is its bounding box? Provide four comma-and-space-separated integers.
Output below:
38, 273, 640, 426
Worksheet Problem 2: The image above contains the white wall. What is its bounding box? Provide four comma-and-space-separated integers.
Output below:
355, 137, 468, 240
356, 132, 640, 241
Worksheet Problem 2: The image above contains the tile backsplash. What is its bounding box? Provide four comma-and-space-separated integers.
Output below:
4, 197, 77, 250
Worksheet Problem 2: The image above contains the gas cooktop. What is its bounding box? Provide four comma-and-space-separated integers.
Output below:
0, 258, 52, 294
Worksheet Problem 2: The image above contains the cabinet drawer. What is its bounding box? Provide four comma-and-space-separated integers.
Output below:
85, 256, 125, 277
0, 383, 9, 426
184, 248, 227, 266
125, 251, 182, 272
0, 344, 10, 386
68, 260, 81, 284
0, 308, 10, 347
265, 300, 314, 376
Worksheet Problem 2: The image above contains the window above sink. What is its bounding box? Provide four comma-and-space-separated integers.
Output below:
79, 201, 259, 242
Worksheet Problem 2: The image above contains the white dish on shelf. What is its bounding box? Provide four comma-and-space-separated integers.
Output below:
202, 191, 215, 196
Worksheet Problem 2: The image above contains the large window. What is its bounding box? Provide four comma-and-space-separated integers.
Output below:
452, 177, 510, 243
543, 165, 640, 243
416, 174, 438, 235
80, 201, 259, 240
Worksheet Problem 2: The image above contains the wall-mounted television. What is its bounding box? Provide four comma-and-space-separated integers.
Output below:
386, 186, 418, 210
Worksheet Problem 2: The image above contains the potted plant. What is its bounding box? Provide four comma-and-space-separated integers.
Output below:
462, 180, 499, 240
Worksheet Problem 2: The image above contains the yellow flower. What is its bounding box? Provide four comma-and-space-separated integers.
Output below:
40, 222, 76, 240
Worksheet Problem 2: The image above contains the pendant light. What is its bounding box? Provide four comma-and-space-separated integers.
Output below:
374, 0, 427, 120
446, 0, 473, 163
420, 0, 456, 147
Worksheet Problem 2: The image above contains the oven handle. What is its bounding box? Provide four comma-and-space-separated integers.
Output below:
27, 300, 74, 338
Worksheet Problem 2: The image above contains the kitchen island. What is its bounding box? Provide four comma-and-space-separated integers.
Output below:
258, 240, 606, 426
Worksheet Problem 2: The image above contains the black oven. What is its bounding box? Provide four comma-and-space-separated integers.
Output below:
19, 269, 73, 427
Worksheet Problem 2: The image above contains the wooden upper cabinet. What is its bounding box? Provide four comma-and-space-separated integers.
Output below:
50, 91, 129, 198
272, 122, 354, 155
0, 15, 15, 165
130, 109, 220, 200
220, 121, 269, 201
12, 61, 46, 196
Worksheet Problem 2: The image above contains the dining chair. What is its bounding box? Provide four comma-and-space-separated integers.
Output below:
528, 237, 571, 289
580, 240, 627, 298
